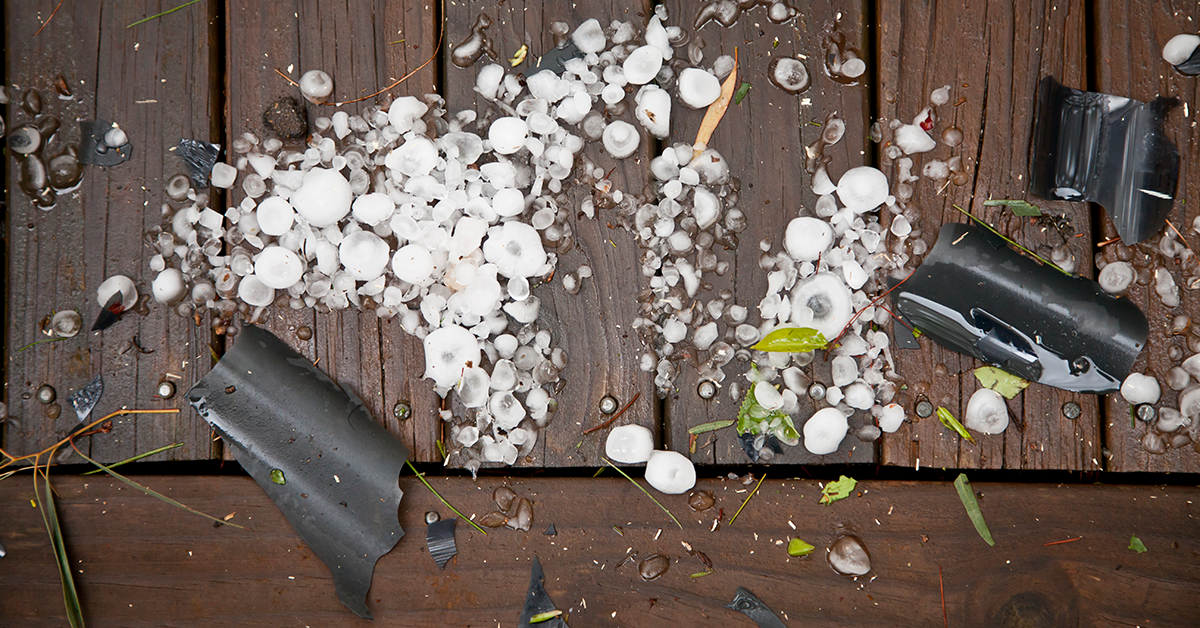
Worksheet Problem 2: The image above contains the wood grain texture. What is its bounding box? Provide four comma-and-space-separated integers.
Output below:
3, 0, 220, 464
2, 474, 1197, 626
440, 0, 657, 467
660, 0, 874, 466
224, 0, 442, 462
1093, 0, 1200, 473
876, 0, 1101, 471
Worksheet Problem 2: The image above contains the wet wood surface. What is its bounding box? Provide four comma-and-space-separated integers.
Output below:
3, 0, 1200, 472
2, 474, 1197, 626
1094, 0, 1200, 473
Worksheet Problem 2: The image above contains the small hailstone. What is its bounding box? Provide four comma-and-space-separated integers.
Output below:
831, 355, 857, 387
483, 222, 547, 278
677, 68, 721, 109
662, 318, 686, 343
964, 388, 1010, 434
930, 85, 952, 105
423, 324, 482, 389
489, 391, 526, 430
291, 167, 352, 227
754, 381, 784, 411
387, 96, 429, 133
1121, 373, 1161, 406
784, 217, 833, 261
634, 86, 671, 138
456, 367, 491, 408
605, 425, 654, 464
299, 70, 333, 103
392, 244, 434, 284
256, 196, 295, 236
1097, 261, 1134, 294
248, 154, 275, 178
843, 382, 874, 410
790, 273, 853, 340
475, 64, 504, 100
1155, 268, 1180, 307
842, 259, 868, 290
491, 188, 526, 218
644, 450, 696, 494
602, 120, 640, 158
840, 57, 866, 78
351, 192, 395, 226
828, 536, 871, 576
893, 124, 937, 154
803, 407, 849, 455
386, 136, 439, 177
878, 403, 905, 433
255, 246, 305, 289
210, 163, 237, 188
693, 321, 719, 351
1163, 34, 1200, 67
237, 275, 275, 307
812, 168, 837, 196
151, 268, 186, 304
623, 45, 664, 84
572, 18, 607, 53
338, 231, 390, 280
890, 215, 912, 237
836, 166, 889, 213
488, 117, 529, 155
768, 57, 810, 93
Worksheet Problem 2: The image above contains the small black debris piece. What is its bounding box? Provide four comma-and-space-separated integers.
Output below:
534, 41, 581, 75
92, 292, 125, 332
725, 587, 786, 628
542, 524, 557, 536
518, 556, 566, 628
737, 431, 782, 463
175, 139, 222, 188
426, 518, 458, 570
66, 375, 104, 423
263, 97, 309, 139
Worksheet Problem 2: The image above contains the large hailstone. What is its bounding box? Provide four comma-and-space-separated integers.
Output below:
351, 193, 395, 226
291, 167, 352, 227
237, 275, 275, 307
623, 45, 664, 84
488, 117, 529, 155
392, 244, 435, 284
423, 324, 482, 389
790, 273, 854, 340
151, 268, 186, 304
256, 196, 296, 236
964, 388, 1010, 434
385, 136, 439, 177
677, 68, 722, 109
644, 450, 696, 494
605, 424, 654, 463
483, 222, 547, 278
339, 231, 390, 280
803, 407, 849, 455
784, 217, 833, 261
388, 96, 429, 133
1121, 373, 1161, 405
254, 246, 305, 289
836, 166, 889, 214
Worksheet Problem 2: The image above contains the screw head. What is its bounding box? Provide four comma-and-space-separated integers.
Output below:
599, 395, 619, 414
808, 383, 826, 401
156, 381, 176, 399
36, 385, 56, 404
393, 401, 412, 421
697, 380, 717, 400
1061, 402, 1082, 420
1136, 404, 1156, 423
915, 399, 934, 418
425, 511, 440, 525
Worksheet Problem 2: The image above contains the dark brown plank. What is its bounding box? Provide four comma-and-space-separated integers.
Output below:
4, 0, 220, 463
225, 1, 442, 462
661, 1, 874, 465
440, 0, 656, 467
3, 474, 1198, 626
1094, 1, 1200, 472
876, 0, 1100, 470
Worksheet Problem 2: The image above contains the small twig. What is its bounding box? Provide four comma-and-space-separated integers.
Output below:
33, 0, 66, 36
1097, 237, 1121, 247
16, 337, 68, 353
728, 473, 765, 526
274, 67, 300, 87
939, 565, 948, 628
692, 47, 738, 159
1043, 536, 1082, 546
127, 0, 199, 29
602, 457, 683, 529
81, 442, 183, 475
404, 460, 487, 535
829, 267, 918, 350
582, 392, 641, 434
1165, 219, 1196, 257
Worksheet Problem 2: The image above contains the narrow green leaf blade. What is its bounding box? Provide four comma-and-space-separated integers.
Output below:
37, 471, 85, 627
954, 474, 995, 546
1128, 535, 1147, 553
983, 198, 1042, 217
973, 367, 1029, 400
689, 420, 734, 435
734, 82, 751, 104
787, 537, 815, 557
819, 475, 857, 505
751, 327, 827, 353
937, 406, 976, 443
530, 610, 562, 623
81, 442, 183, 475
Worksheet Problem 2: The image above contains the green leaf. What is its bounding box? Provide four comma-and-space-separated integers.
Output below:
937, 406, 976, 443
530, 610, 562, 623
270, 469, 286, 485
1128, 535, 1147, 553
36, 469, 85, 627
983, 199, 1042, 217
734, 82, 752, 104
81, 442, 183, 475
954, 474, 995, 546
689, 420, 735, 435
752, 327, 827, 353
787, 538, 815, 557
973, 367, 1030, 400
819, 475, 857, 505
690, 570, 714, 578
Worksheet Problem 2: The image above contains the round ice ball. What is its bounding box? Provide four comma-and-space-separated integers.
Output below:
254, 246, 305, 289
836, 166, 889, 213
151, 268, 186, 304
488, 117, 529, 155
605, 424, 654, 464
256, 196, 296, 236
644, 450, 696, 494
803, 407, 849, 455
352, 192, 395, 226
784, 217, 833, 261
392, 243, 435, 284
339, 231, 390, 281
237, 275, 276, 307
423, 325, 482, 389
291, 167, 352, 227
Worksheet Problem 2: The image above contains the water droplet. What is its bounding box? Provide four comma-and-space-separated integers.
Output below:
915, 399, 934, 418
638, 553, 670, 581
493, 486, 517, 512
296, 325, 313, 341
1136, 404, 1157, 423
828, 534, 871, 576
697, 380, 717, 399
809, 383, 826, 400
157, 381, 176, 399
687, 490, 715, 511
425, 511, 441, 525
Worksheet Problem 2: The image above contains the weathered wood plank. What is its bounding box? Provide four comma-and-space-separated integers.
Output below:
876, 0, 1100, 470
2, 474, 1197, 626
224, 0, 442, 462
3, 0, 220, 464
662, 1, 873, 465
1093, 1, 1200, 473
440, 0, 657, 467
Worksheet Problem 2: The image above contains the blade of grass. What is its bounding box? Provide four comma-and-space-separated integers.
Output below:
728, 473, 765, 525
81, 442, 182, 475
34, 460, 85, 627
16, 337, 68, 353
952, 204, 1069, 276
953, 473, 994, 546
405, 460, 487, 535
688, 420, 734, 435
127, 0, 199, 28
602, 457, 682, 529
70, 442, 244, 529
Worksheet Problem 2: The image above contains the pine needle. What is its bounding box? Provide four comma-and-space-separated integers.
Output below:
728, 473, 765, 525
127, 0, 199, 29
602, 457, 682, 529
405, 460, 487, 535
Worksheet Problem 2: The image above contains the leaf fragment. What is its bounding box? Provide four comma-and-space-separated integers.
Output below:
693, 47, 738, 158
953, 474, 994, 546
819, 475, 857, 505
691, 570, 715, 578
734, 81, 751, 104
937, 406, 976, 443
1128, 535, 1147, 553
530, 610, 562, 623
984, 198, 1042, 217
689, 420, 734, 435
270, 468, 286, 484
752, 327, 828, 353
973, 367, 1030, 399
509, 44, 528, 67
787, 538, 815, 557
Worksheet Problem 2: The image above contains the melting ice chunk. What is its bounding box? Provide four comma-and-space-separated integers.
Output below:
291, 167, 352, 227
624, 45, 664, 85
836, 166, 889, 214
964, 388, 1010, 434
677, 68, 721, 109
803, 407, 849, 455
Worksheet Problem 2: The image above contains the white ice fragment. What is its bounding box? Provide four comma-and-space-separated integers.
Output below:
352, 193, 395, 226
475, 64, 504, 100
836, 166, 889, 214
491, 187, 526, 218
605, 424, 654, 464
893, 124, 937, 154
248, 154, 275, 179
811, 167, 836, 196
790, 273, 853, 339
488, 117, 529, 155
291, 167, 352, 227
237, 275, 275, 307
623, 45, 664, 85
456, 367, 491, 408
964, 388, 1010, 434
151, 268, 186, 304
890, 215, 912, 237
634, 86, 671, 138
677, 68, 721, 109
693, 188, 721, 230
784, 217, 833, 261
484, 222, 547, 278
843, 382, 874, 410
339, 231, 390, 281
1121, 373, 1162, 406
1097, 261, 1134, 294
878, 403, 905, 433
572, 18, 607, 53
423, 324, 481, 389
1163, 34, 1200, 66
489, 391, 526, 430
930, 84, 952, 106
299, 70, 333, 103
256, 196, 295, 236
842, 259, 867, 290
644, 450, 696, 494
386, 136, 439, 177
1155, 268, 1180, 307
602, 120, 640, 158
662, 318, 687, 343
803, 407, 849, 455
693, 321, 719, 351
831, 355, 857, 387
388, 96, 429, 134
755, 381, 785, 411
210, 163, 237, 188
392, 244, 434, 284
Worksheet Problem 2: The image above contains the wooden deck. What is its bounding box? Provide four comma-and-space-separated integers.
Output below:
4, 0, 1200, 623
